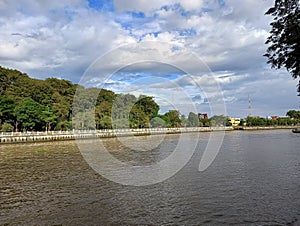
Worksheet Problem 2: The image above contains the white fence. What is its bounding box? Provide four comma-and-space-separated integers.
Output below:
0, 127, 233, 137
0, 127, 234, 144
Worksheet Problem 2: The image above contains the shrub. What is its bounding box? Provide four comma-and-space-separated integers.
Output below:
1, 122, 14, 132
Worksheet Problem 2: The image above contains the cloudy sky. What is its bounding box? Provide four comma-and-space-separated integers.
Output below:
0, 0, 299, 117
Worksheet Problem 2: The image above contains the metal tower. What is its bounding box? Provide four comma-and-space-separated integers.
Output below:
248, 94, 252, 116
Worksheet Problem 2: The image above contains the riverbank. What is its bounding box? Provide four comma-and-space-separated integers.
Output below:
234, 126, 299, 130
0, 127, 233, 144
1, 126, 298, 144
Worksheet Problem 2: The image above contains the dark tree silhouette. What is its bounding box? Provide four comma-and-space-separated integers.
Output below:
264, 0, 300, 94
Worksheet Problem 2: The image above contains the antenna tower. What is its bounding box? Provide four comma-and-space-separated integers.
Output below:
248, 94, 252, 116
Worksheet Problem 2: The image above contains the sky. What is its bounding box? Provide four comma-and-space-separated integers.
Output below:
0, 0, 299, 117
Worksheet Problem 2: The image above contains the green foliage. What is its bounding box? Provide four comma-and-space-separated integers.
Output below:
239, 119, 246, 126
187, 112, 199, 127
286, 110, 300, 119
150, 117, 166, 128
0, 66, 30, 98
136, 95, 159, 119
0, 66, 162, 131
246, 115, 300, 126
129, 96, 159, 128
98, 116, 113, 129
210, 115, 229, 127
55, 121, 71, 131
265, 0, 300, 93
199, 118, 211, 127
246, 116, 267, 126
14, 98, 44, 131
9, 66, 298, 131
129, 104, 149, 128
180, 114, 188, 127
0, 95, 15, 123
95, 101, 113, 129
164, 110, 181, 127
72, 110, 95, 130
41, 108, 57, 131
1, 122, 14, 132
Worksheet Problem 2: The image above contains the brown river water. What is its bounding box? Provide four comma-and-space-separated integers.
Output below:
1, 130, 299, 225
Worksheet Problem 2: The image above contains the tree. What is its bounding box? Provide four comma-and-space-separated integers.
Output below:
264, 0, 300, 93
150, 117, 166, 128
286, 109, 300, 119
72, 110, 95, 130
1, 122, 14, 132
98, 115, 112, 129
210, 115, 228, 127
246, 116, 268, 126
239, 119, 246, 126
0, 95, 15, 124
14, 98, 44, 131
41, 108, 57, 132
199, 118, 211, 127
0, 66, 162, 131
0, 66, 30, 97
187, 112, 199, 127
164, 110, 181, 127
136, 95, 159, 119
129, 105, 149, 128
180, 114, 188, 127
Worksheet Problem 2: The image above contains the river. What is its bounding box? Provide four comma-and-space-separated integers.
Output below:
1, 130, 299, 225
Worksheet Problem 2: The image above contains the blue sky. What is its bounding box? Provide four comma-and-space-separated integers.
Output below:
0, 0, 299, 117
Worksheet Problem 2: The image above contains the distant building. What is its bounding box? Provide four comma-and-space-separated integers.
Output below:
229, 118, 241, 126
198, 113, 208, 120
267, 116, 288, 120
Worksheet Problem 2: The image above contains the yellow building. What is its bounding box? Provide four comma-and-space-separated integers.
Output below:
229, 118, 241, 126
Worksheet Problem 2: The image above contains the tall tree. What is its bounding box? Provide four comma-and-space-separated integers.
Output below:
136, 95, 160, 119
264, 0, 300, 94
210, 115, 228, 127
14, 98, 44, 131
164, 110, 181, 127
150, 117, 166, 128
41, 108, 58, 132
286, 109, 300, 119
0, 95, 15, 124
187, 112, 199, 127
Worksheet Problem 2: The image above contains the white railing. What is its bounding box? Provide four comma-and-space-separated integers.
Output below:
0, 127, 234, 137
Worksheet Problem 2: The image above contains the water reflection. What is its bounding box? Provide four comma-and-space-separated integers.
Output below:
1, 130, 299, 225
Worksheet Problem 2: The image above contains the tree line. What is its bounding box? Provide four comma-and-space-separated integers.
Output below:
244, 111, 300, 127
1, 66, 299, 132
0, 66, 206, 132
0, 66, 76, 132
0, 66, 160, 132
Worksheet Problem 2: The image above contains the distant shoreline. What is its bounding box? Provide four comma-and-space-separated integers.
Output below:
0, 126, 298, 144
233, 126, 299, 131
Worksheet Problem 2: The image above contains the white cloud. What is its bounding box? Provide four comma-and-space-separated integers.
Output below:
224, 0, 273, 28
114, 0, 206, 16
0, 0, 298, 116
180, 0, 204, 11
0, 0, 85, 17
0, 3, 136, 78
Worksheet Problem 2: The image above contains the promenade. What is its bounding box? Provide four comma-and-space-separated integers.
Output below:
0, 127, 234, 144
